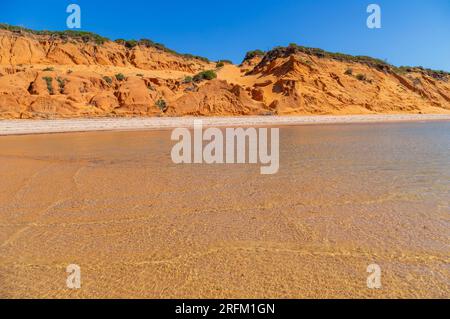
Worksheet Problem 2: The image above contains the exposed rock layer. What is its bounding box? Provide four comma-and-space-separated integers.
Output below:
0, 29, 449, 119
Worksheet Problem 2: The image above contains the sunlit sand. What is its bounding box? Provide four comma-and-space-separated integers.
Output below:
0, 121, 449, 298
1, 114, 450, 136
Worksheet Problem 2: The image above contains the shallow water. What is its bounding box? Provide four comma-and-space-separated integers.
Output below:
0, 121, 449, 298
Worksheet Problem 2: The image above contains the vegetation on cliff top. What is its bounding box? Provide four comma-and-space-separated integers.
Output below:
244, 50, 265, 61
113, 38, 209, 62
0, 24, 209, 62
0, 23, 108, 44
1, 24, 447, 80
193, 70, 217, 82
246, 43, 449, 80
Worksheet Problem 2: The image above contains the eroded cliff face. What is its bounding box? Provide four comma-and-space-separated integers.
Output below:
0, 30, 209, 72
0, 29, 449, 119
236, 53, 450, 115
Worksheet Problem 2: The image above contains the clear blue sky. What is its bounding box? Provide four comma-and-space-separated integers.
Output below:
1, 0, 449, 71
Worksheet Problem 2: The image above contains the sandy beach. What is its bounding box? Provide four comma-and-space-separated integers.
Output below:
1, 0, 450, 303
1, 114, 450, 135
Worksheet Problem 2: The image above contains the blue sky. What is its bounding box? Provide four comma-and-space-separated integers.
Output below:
1, 0, 449, 71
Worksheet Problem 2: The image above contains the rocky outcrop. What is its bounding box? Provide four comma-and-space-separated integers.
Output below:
0, 28, 449, 119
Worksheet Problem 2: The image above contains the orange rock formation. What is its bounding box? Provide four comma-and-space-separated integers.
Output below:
0, 28, 449, 119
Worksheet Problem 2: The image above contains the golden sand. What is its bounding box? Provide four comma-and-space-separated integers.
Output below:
0, 122, 449, 298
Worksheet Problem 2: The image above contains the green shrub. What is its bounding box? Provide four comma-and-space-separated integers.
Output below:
125, 40, 138, 49
42, 76, 54, 94
216, 62, 225, 68
344, 68, 353, 75
244, 50, 265, 61
155, 98, 168, 112
0, 24, 214, 62
115, 73, 125, 81
43, 67, 54, 72
202, 70, 217, 80
193, 70, 217, 82
138, 39, 155, 47
103, 76, 113, 84
183, 76, 193, 83
56, 77, 66, 92
136, 74, 144, 77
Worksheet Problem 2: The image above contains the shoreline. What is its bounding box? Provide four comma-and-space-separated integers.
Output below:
0, 114, 450, 136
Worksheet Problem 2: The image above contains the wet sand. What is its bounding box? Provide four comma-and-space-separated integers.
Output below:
1, 114, 450, 136
0, 121, 449, 298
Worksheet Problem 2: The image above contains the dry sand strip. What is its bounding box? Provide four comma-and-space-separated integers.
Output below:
1, 114, 450, 136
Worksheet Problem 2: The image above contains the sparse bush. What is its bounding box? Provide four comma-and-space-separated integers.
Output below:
356, 73, 367, 81
193, 70, 217, 82
56, 77, 66, 92
244, 50, 265, 61
155, 98, 168, 112
0, 23, 214, 62
115, 39, 126, 45
216, 62, 225, 68
115, 73, 125, 81
124, 40, 138, 48
203, 70, 217, 80
67, 69, 73, 74
395, 66, 409, 75
42, 76, 54, 94
182, 54, 210, 63
183, 76, 193, 83
115, 37, 210, 61
0, 24, 109, 44
103, 76, 113, 84
261, 45, 392, 72
394, 66, 448, 81
117, 37, 210, 61
136, 74, 144, 77
344, 68, 353, 75
138, 38, 156, 48
43, 67, 54, 72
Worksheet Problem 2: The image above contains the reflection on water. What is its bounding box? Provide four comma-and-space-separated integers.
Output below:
0, 121, 449, 298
